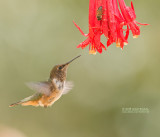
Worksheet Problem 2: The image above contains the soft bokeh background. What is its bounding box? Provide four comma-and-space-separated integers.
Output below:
0, 0, 159, 137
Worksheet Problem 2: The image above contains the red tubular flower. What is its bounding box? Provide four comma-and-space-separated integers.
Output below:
74, 0, 148, 54
73, 0, 106, 54
118, 0, 149, 38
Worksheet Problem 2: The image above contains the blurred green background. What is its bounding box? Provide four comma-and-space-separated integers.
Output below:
0, 0, 159, 137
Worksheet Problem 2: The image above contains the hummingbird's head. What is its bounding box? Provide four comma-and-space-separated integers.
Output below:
50, 55, 81, 81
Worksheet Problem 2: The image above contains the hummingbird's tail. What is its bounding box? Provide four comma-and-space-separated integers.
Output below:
9, 95, 40, 107
9, 97, 30, 107
9, 101, 22, 107
9, 100, 39, 107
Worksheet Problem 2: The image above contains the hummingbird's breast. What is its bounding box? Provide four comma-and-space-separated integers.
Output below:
38, 79, 65, 107
52, 78, 65, 91
45, 78, 65, 106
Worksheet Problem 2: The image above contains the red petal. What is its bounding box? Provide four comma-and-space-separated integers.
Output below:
73, 21, 88, 37
102, 0, 108, 37
118, 0, 136, 22
94, 0, 101, 28
129, 21, 140, 36
107, 0, 117, 42
77, 38, 90, 48
94, 31, 101, 48
100, 42, 106, 50
96, 46, 102, 53
89, 25, 95, 38
107, 38, 113, 47
135, 21, 149, 26
113, 0, 124, 21
120, 41, 124, 49
131, 1, 135, 11
89, 0, 96, 27
125, 25, 130, 40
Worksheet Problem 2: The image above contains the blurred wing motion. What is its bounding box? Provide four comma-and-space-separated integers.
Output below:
26, 81, 52, 96
63, 81, 74, 95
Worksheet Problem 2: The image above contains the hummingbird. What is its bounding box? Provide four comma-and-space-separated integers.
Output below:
9, 55, 81, 108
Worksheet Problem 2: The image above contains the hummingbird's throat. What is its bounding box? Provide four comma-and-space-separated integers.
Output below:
53, 78, 64, 91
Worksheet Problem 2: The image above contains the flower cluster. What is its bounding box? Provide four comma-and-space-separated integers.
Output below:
74, 0, 148, 54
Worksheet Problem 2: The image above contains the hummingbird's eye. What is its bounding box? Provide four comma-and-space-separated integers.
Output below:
59, 66, 63, 70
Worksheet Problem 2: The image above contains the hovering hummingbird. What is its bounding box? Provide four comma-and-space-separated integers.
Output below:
9, 55, 81, 108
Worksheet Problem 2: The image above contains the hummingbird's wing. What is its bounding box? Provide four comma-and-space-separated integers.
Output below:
62, 81, 74, 95
26, 81, 52, 96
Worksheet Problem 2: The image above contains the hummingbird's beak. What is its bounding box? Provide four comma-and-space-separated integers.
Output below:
64, 55, 81, 66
